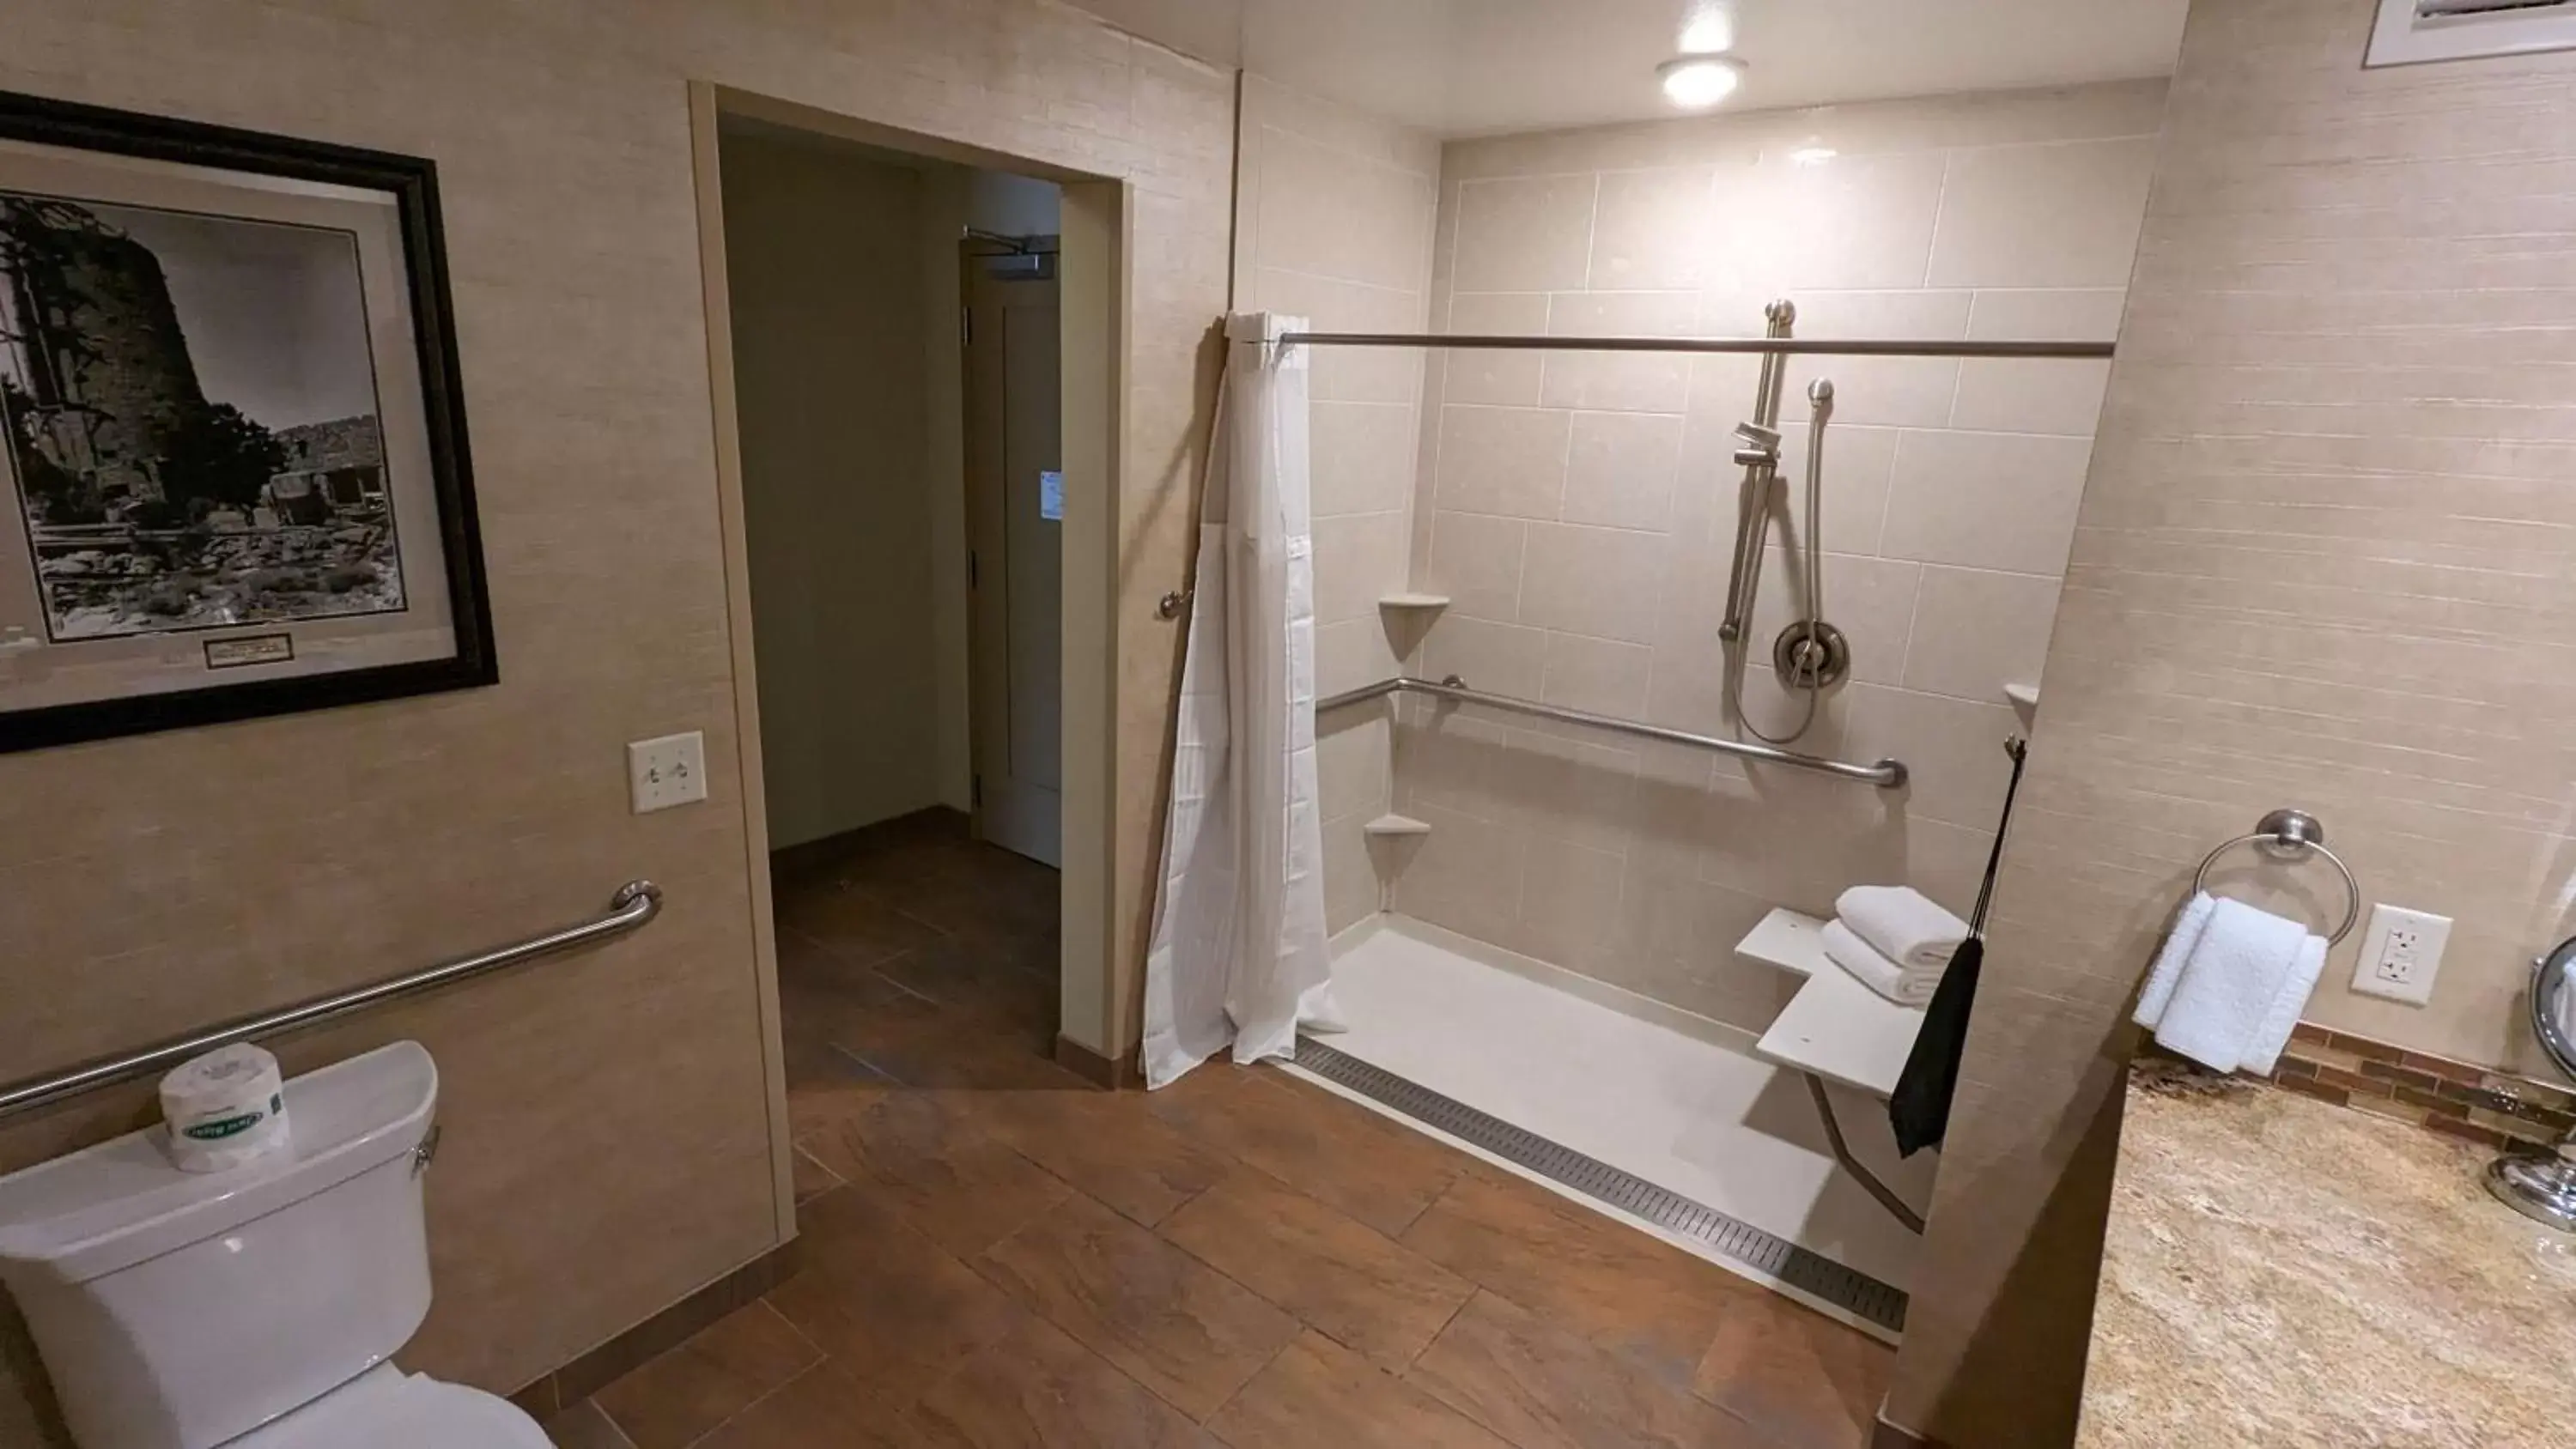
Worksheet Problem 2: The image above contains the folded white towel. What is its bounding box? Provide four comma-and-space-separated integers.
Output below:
1836, 885, 1970, 971
2133, 896, 2314, 1073
2242, 932, 2327, 1076
1823, 919, 1938, 1008
2133, 893, 2218, 1027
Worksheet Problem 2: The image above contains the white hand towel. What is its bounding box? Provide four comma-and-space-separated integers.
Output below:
2135, 898, 2310, 1073
2241, 932, 2328, 1076
2133, 893, 2218, 1028
1823, 919, 1938, 1008
1836, 885, 1971, 971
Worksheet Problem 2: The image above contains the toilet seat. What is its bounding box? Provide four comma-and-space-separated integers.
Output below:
228, 1364, 552, 1448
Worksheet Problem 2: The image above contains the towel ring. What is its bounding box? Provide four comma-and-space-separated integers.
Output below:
2190, 808, 2362, 944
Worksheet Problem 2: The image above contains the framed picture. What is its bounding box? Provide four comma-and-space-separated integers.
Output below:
0, 90, 493, 753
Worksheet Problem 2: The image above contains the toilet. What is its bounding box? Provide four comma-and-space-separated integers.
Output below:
0, 1041, 552, 1449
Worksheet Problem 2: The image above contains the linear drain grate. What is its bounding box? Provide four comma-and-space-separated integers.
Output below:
1292, 1038, 1910, 1335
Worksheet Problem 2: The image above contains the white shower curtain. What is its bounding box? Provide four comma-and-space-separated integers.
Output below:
1141, 312, 1345, 1088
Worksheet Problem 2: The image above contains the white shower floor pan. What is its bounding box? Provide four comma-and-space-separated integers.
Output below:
1284, 914, 1932, 1339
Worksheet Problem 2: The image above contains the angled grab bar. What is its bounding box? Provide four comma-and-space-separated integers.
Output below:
1318, 676, 1905, 790
0, 881, 663, 1121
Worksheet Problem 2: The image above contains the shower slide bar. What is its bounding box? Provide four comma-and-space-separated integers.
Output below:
1319, 676, 1907, 790
0, 881, 664, 1122
1280, 331, 2115, 360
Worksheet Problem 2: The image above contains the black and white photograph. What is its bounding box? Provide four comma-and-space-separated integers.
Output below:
1, 194, 405, 641
0, 88, 494, 754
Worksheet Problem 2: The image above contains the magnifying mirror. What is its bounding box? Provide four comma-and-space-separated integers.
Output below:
2485, 937, 2576, 1230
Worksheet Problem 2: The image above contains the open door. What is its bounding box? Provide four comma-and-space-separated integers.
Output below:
962, 239, 1062, 867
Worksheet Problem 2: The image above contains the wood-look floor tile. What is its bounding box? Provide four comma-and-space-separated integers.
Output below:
541, 1400, 635, 1449
1692, 1294, 1893, 1448
789, 1142, 842, 1205
591, 1301, 820, 1449
764, 1189, 1030, 1404
690, 1363, 908, 1449
902, 1311, 1222, 1447
1401, 1172, 1758, 1385
777, 886, 945, 967
1208, 1331, 1512, 1449
781, 1027, 901, 1140
802, 1094, 1071, 1257
874, 937, 1058, 1035
975, 1192, 1301, 1420
1409, 1292, 1770, 1449
1146, 1065, 1462, 1236
958, 1086, 1230, 1228
1160, 1170, 1473, 1369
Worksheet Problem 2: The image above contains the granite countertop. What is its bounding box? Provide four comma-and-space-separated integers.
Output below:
2076, 1062, 2576, 1449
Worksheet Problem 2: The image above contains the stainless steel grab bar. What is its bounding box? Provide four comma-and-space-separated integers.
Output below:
1318, 676, 1906, 789
0, 881, 664, 1121
1280, 331, 2114, 360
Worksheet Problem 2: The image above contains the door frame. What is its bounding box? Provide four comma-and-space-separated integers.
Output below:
686, 82, 1126, 1238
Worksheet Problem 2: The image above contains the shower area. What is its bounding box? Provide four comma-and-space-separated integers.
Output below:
1212, 71, 2164, 1340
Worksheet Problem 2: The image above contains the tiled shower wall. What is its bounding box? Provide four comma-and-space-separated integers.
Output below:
1228, 74, 1440, 935
1385, 82, 2166, 1031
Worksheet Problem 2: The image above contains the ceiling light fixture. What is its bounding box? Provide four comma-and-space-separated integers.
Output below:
1677, 0, 1736, 55
1658, 54, 1746, 111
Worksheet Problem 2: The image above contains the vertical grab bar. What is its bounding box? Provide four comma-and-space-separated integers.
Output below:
1718, 300, 1796, 643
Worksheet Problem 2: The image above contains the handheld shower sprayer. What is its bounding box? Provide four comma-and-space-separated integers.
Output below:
1718, 302, 1850, 747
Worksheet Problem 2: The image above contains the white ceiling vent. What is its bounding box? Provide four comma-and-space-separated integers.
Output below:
2368, 0, 2576, 66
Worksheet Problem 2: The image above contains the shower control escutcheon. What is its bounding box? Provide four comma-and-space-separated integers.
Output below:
1772, 619, 1850, 689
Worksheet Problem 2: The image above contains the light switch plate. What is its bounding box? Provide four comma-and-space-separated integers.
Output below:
2349, 903, 2451, 1006
628, 731, 707, 813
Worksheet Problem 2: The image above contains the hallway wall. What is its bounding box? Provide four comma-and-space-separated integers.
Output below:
0, 3, 1230, 1441
1390, 81, 2165, 1031
722, 128, 939, 849
1895, 1, 2576, 1440
1227, 73, 1441, 937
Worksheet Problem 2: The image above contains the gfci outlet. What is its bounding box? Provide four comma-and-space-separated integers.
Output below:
2349, 903, 2453, 1006
628, 731, 708, 813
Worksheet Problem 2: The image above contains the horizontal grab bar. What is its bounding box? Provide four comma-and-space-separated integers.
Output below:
0, 881, 664, 1122
1280, 331, 2115, 361
1318, 676, 1906, 789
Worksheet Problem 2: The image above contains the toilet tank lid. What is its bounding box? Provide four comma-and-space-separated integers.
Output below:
0, 1041, 438, 1287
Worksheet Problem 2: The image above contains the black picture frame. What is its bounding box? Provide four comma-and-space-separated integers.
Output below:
0, 88, 495, 754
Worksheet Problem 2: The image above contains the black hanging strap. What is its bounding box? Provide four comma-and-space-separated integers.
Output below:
1888, 737, 2029, 1157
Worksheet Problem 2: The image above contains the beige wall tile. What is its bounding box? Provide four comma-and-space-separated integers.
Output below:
1316, 616, 1401, 700
1255, 268, 1426, 405
1419, 615, 1547, 700
1561, 410, 1683, 530
1772, 421, 1900, 555
1321, 807, 1381, 934
1966, 288, 2128, 343
1319, 712, 1392, 822
1587, 166, 1721, 291
1901, 567, 2061, 703
1541, 291, 1698, 413
1516, 523, 1666, 644
1309, 401, 1421, 518
1440, 292, 1550, 405
1927, 137, 2159, 290
1254, 125, 1435, 293
1393, 712, 1511, 822
1311, 513, 1409, 626
1779, 290, 1971, 430
1539, 631, 1653, 718
1432, 403, 1572, 519
1451, 173, 1598, 292
1422, 511, 1529, 622
1388, 798, 1526, 936
1881, 429, 2095, 574
1746, 150, 1948, 292
1949, 357, 2113, 436
1842, 687, 2019, 833
1494, 727, 1639, 857
1513, 836, 1629, 973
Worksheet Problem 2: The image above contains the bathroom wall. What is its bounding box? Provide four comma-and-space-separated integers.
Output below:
0, 2, 1230, 1441
1227, 73, 1440, 936
1390, 82, 2166, 1029
722, 127, 942, 848
1892, 2, 2576, 1442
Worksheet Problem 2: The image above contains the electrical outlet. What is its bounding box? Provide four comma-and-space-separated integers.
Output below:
628, 731, 707, 813
2349, 903, 2452, 1006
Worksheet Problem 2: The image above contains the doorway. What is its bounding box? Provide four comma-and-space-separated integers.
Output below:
689, 85, 1126, 1239
962, 233, 1062, 868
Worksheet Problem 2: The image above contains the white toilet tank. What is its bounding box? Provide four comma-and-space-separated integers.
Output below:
0, 1041, 442, 1449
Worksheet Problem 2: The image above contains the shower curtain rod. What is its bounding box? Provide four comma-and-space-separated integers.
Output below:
1319, 675, 1907, 789
1280, 331, 2113, 360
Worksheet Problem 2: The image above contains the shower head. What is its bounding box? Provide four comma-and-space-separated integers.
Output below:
1807, 378, 1835, 420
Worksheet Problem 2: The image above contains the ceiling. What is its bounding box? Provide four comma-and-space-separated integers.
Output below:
1072, 0, 2190, 138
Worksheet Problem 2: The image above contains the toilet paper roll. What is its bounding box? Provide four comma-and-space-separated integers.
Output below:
160, 1043, 292, 1173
